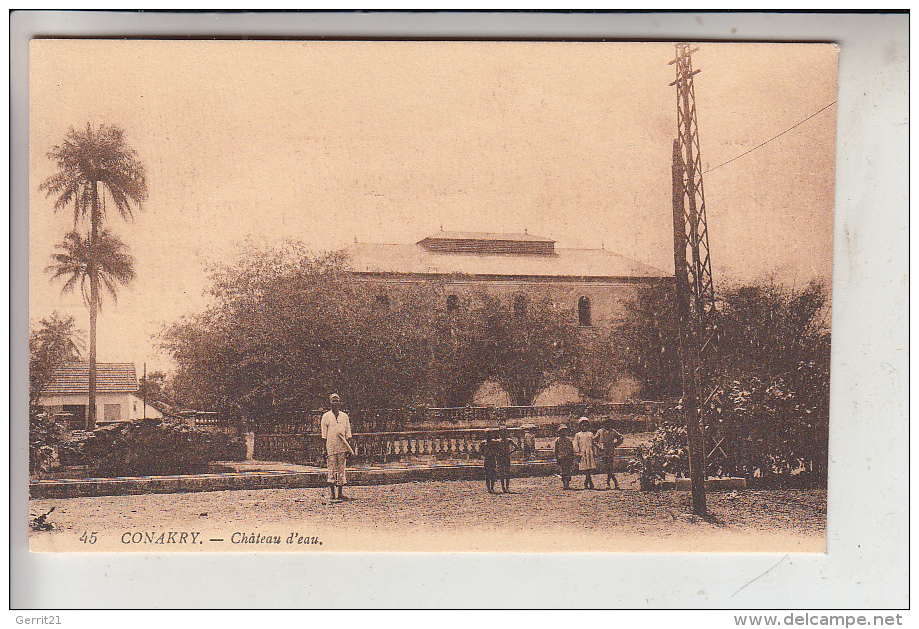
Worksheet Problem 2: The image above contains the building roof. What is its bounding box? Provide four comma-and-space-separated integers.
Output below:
43, 363, 139, 396
425, 230, 555, 243
346, 242, 671, 279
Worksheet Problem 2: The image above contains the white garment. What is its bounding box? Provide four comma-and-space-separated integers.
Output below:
321, 410, 352, 455
573, 430, 597, 471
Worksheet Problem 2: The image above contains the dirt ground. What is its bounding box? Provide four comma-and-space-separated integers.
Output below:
30, 473, 826, 553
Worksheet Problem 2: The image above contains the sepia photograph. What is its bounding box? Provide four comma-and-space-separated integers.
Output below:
25, 37, 841, 555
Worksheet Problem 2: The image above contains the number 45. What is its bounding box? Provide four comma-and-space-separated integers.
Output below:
79, 531, 97, 544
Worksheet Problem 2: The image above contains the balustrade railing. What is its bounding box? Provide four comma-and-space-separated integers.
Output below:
250, 401, 675, 435
254, 427, 524, 466
254, 426, 645, 467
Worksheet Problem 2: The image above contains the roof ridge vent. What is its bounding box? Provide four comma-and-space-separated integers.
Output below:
417, 231, 556, 256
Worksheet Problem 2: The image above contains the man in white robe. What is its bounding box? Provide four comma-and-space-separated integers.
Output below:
321, 393, 353, 502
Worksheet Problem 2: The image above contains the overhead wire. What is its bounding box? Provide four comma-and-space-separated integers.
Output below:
702, 101, 837, 174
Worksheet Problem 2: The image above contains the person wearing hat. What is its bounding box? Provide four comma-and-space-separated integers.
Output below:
595, 418, 625, 489
553, 424, 576, 490
320, 393, 353, 502
573, 417, 598, 490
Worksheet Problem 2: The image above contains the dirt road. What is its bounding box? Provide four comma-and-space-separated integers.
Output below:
30, 474, 826, 553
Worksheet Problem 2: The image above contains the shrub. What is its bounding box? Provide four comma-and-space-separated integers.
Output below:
632, 420, 689, 488
29, 409, 66, 477
61, 419, 244, 477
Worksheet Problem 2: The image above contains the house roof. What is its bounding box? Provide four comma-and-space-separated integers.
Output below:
44, 363, 139, 396
424, 230, 555, 243
346, 242, 671, 279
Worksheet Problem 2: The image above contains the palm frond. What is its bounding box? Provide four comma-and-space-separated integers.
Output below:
39, 123, 147, 227
46, 228, 135, 307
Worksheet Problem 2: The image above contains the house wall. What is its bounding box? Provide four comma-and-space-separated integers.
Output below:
355, 275, 670, 329
43, 393, 129, 424
41, 392, 162, 423
127, 394, 164, 420
355, 274, 669, 404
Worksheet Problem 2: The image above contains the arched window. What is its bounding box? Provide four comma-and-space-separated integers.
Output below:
446, 294, 459, 312
514, 294, 528, 318
578, 296, 592, 326
375, 293, 390, 309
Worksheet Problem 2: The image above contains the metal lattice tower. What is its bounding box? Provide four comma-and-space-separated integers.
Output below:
669, 43, 720, 516
670, 43, 718, 357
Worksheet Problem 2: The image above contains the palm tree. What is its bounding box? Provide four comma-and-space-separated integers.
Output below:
46, 230, 136, 429
39, 124, 147, 428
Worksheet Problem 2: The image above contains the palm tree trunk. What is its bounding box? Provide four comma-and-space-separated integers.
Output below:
88, 282, 98, 430
87, 181, 100, 430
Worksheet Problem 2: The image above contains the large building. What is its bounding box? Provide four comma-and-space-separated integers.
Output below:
347, 230, 671, 328
346, 231, 672, 403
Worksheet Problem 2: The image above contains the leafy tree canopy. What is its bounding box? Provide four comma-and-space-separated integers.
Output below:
633, 277, 832, 481
29, 312, 85, 407
162, 241, 583, 422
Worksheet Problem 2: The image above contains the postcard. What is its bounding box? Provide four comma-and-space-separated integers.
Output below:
28, 39, 837, 554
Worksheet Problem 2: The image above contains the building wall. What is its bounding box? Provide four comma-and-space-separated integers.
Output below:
355, 275, 669, 330
41, 392, 162, 423
355, 274, 669, 404
127, 394, 164, 420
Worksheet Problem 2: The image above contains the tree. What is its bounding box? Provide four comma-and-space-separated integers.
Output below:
426, 287, 494, 407
138, 370, 174, 411
636, 278, 832, 483
29, 312, 84, 476
161, 241, 584, 423
39, 123, 147, 429
713, 279, 831, 479
610, 282, 682, 400
29, 312, 85, 408
481, 292, 579, 406
45, 229, 136, 428
162, 242, 441, 423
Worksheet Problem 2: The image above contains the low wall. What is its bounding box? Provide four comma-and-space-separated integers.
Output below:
254, 427, 514, 466
238, 402, 677, 434
255, 427, 642, 469
30, 459, 640, 499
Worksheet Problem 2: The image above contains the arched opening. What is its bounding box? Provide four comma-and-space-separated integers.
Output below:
446, 294, 459, 312
375, 293, 390, 309
578, 296, 592, 326
514, 294, 528, 318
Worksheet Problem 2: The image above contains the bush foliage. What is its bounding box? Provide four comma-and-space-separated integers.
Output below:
162, 241, 584, 423
636, 279, 831, 485
29, 313, 84, 475
30, 409, 66, 477
59, 419, 245, 477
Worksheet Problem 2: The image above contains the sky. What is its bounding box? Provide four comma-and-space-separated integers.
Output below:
29, 40, 838, 372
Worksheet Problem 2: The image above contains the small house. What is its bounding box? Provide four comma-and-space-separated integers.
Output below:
39, 362, 163, 430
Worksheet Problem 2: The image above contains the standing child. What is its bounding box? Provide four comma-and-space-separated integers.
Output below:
595, 418, 625, 489
553, 424, 575, 489
521, 425, 537, 460
480, 429, 498, 493
495, 425, 520, 493
573, 417, 597, 490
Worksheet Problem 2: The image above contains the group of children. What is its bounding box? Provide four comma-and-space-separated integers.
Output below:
480, 425, 519, 493
480, 417, 625, 493
555, 417, 624, 490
